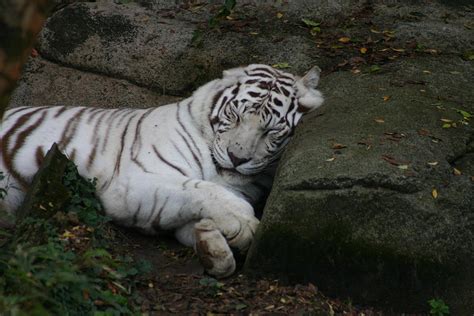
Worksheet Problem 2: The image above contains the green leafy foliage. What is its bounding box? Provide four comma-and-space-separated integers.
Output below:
301, 18, 321, 35
199, 277, 225, 296
209, 0, 237, 27
272, 62, 291, 69
0, 162, 149, 315
428, 298, 450, 316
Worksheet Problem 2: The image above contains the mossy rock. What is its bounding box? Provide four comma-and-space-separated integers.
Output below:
245, 56, 474, 314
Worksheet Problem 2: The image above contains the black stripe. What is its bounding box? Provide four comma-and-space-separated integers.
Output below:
176, 130, 203, 177
114, 114, 138, 176
132, 203, 142, 226
145, 189, 160, 223
152, 196, 170, 230
176, 106, 203, 160
153, 145, 187, 176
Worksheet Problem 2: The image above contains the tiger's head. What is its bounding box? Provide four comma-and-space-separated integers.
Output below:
208, 64, 324, 175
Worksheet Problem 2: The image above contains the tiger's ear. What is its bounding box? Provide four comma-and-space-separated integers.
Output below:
301, 66, 321, 89
295, 66, 324, 114
222, 67, 246, 79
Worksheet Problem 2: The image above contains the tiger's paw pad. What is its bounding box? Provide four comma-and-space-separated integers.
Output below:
194, 219, 236, 278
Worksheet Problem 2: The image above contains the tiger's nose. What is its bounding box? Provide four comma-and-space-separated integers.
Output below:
227, 149, 251, 167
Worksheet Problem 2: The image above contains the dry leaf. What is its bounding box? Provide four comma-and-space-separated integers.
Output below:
453, 168, 462, 175
249, 32, 259, 35
360, 47, 367, 54
332, 143, 347, 149
440, 118, 453, 123
276, 12, 283, 19
383, 95, 391, 102
431, 188, 438, 199
374, 118, 385, 123
381, 155, 401, 166
338, 37, 351, 43
398, 164, 409, 170
428, 161, 438, 166
391, 48, 405, 52
422, 70, 431, 74
325, 157, 336, 162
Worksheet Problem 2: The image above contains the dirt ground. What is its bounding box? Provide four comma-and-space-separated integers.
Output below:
111, 226, 383, 315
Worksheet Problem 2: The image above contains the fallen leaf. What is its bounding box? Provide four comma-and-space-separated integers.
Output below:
453, 168, 462, 176
351, 69, 361, 74
374, 118, 385, 123
338, 37, 351, 43
325, 157, 336, 162
276, 12, 283, 19
369, 65, 381, 73
370, 28, 382, 34
360, 47, 367, 54
418, 128, 431, 136
440, 118, 453, 123
423, 70, 431, 74
249, 32, 259, 35
310, 27, 321, 35
431, 188, 438, 199
272, 62, 291, 69
235, 303, 247, 310
428, 161, 438, 166
301, 18, 320, 27
383, 95, 391, 102
331, 143, 347, 149
456, 109, 472, 119
381, 155, 401, 166
383, 30, 396, 37
398, 164, 409, 170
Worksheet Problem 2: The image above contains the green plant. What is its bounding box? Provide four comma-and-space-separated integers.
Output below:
0, 161, 150, 315
209, 0, 236, 27
428, 298, 450, 316
199, 277, 225, 296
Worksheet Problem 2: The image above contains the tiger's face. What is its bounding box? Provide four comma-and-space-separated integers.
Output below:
209, 64, 324, 175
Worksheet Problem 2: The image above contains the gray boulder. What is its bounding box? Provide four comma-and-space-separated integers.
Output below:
10, 57, 180, 108
245, 56, 474, 314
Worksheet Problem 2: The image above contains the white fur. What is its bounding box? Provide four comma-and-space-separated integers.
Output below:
0, 64, 324, 277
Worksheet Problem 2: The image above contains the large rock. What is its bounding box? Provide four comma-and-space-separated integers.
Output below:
10, 57, 180, 108
245, 56, 474, 314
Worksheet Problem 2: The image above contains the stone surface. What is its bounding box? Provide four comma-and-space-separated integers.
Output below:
10, 57, 180, 108
372, 3, 474, 54
245, 56, 474, 314
7, 1, 474, 313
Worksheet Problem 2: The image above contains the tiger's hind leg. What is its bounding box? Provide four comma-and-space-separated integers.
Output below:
175, 220, 236, 278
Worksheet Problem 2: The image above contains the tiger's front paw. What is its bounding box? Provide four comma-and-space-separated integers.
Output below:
194, 219, 236, 278
213, 205, 259, 253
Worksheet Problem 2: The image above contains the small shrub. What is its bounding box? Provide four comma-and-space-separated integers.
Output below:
428, 298, 450, 316
0, 161, 150, 315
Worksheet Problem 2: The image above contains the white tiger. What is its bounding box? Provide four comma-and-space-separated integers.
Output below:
0, 64, 324, 277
